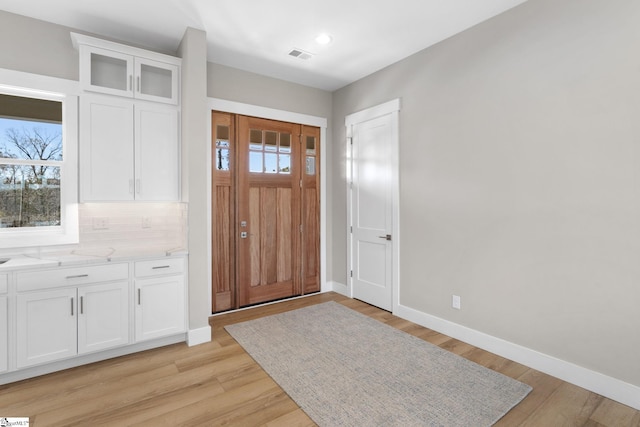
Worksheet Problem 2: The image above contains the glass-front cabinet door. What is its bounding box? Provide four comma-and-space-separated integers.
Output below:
134, 57, 179, 104
79, 45, 179, 105
80, 45, 134, 98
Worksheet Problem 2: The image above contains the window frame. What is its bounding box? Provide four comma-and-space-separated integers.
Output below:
0, 68, 79, 248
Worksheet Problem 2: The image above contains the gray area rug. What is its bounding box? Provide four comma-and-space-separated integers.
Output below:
225, 302, 532, 426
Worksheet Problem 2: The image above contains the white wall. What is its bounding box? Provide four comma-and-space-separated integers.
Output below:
333, 0, 640, 388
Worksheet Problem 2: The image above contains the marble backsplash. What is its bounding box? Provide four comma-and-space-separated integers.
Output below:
0, 202, 188, 257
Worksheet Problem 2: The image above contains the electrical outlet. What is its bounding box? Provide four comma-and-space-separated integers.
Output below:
452, 295, 461, 310
92, 217, 109, 230
142, 216, 152, 229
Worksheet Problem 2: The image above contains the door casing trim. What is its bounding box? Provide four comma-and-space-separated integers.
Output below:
207, 98, 328, 310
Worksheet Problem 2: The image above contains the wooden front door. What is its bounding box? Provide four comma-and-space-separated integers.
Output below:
211, 112, 320, 312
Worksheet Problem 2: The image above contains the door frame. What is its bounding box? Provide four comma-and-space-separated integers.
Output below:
346, 99, 400, 313
206, 98, 328, 310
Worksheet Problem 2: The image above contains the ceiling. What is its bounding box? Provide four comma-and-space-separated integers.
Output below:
0, 0, 528, 91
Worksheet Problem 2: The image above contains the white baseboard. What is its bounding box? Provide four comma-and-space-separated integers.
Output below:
394, 303, 640, 411
330, 281, 349, 297
0, 334, 186, 385
187, 326, 212, 346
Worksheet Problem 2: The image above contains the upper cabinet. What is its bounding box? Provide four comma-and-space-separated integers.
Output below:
80, 95, 180, 201
72, 33, 180, 105
72, 33, 182, 202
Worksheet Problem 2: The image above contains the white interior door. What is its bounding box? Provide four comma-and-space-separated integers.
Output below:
347, 100, 399, 311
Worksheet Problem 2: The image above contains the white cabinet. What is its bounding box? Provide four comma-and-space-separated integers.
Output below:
77, 282, 129, 354
78, 44, 179, 105
16, 264, 130, 368
2, 255, 188, 383
73, 32, 181, 202
80, 94, 180, 201
0, 274, 8, 373
135, 102, 181, 201
134, 258, 185, 342
17, 288, 78, 368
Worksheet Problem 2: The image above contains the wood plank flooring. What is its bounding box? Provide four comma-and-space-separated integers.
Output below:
1, 292, 638, 426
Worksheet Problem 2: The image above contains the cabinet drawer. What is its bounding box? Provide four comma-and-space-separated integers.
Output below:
0, 275, 7, 294
17, 263, 129, 292
135, 258, 184, 278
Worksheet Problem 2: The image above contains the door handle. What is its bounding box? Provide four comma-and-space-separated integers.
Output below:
378, 234, 392, 241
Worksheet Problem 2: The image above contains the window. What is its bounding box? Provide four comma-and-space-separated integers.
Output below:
1, 95, 63, 228
249, 129, 292, 174
0, 69, 78, 248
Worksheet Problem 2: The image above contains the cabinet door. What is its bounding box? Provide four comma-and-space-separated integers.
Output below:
135, 275, 185, 342
17, 289, 78, 368
78, 282, 130, 354
80, 95, 135, 201
134, 57, 179, 105
0, 295, 7, 373
80, 45, 134, 98
135, 103, 180, 201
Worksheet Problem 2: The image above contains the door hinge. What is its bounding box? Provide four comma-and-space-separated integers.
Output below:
300, 224, 303, 233
300, 179, 303, 188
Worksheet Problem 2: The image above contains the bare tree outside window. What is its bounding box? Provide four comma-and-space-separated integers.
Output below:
0, 119, 63, 228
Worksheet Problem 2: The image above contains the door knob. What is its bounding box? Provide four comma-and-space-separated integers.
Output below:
378, 234, 392, 241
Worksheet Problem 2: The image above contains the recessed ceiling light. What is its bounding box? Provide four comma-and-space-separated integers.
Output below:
315, 33, 333, 45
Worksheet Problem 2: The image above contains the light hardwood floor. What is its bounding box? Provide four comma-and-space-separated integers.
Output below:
1, 292, 638, 426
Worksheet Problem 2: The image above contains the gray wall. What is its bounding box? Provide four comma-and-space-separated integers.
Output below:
333, 0, 640, 387
207, 63, 332, 119
179, 28, 210, 333
0, 11, 78, 80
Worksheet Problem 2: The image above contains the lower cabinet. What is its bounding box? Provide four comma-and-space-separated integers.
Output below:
3, 255, 187, 381
16, 281, 129, 369
78, 282, 130, 354
134, 258, 185, 342
17, 288, 78, 368
1, 274, 8, 373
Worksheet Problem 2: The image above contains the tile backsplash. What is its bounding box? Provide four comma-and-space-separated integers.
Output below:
0, 202, 187, 258
78, 202, 187, 252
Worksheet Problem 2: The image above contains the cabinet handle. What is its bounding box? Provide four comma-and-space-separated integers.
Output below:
152, 265, 171, 270
138, 288, 141, 305
80, 296, 84, 314
71, 297, 74, 316
137, 76, 140, 92
136, 179, 141, 194
66, 274, 89, 279
129, 179, 134, 194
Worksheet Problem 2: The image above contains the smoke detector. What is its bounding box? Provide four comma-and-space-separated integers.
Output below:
288, 48, 313, 60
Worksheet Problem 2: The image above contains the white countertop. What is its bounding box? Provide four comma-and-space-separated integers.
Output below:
0, 247, 187, 272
